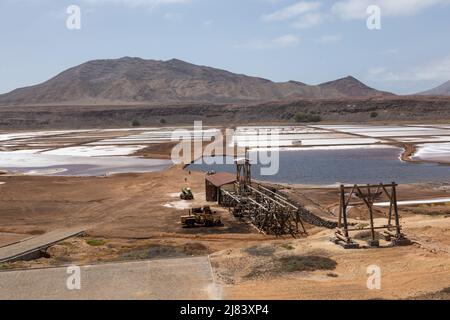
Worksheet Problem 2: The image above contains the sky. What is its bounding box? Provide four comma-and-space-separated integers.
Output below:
0, 0, 450, 95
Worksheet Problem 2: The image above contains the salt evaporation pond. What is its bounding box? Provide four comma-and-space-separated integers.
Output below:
188, 147, 450, 185
0, 152, 172, 176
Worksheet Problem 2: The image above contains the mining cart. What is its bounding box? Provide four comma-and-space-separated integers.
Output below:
180, 187, 194, 200
181, 206, 223, 228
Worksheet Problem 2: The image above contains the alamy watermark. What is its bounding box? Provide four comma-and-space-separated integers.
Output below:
66, 265, 81, 290
64, 4, 380, 31
170, 121, 280, 176
367, 5, 381, 30
66, 5, 81, 30
367, 265, 381, 290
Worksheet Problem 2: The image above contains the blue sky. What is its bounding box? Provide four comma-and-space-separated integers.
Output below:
1, 0, 450, 95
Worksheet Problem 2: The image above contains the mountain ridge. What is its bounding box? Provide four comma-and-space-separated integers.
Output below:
0, 57, 394, 106
419, 80, 450, 96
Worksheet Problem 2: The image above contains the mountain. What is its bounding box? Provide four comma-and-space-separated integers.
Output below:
0, 57, 393, 106
418, 80, 450, 96
318, 76, 391, 97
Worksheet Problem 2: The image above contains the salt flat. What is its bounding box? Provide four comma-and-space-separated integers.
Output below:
392, 136, 450, 143
0, 124, 449, 176
362, 130, 450, 137
43, 145, 147, 157
300, 138, 384, 146
412, 142, 450, 163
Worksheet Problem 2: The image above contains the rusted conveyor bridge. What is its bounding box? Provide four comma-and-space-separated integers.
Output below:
217, 157, 314, 237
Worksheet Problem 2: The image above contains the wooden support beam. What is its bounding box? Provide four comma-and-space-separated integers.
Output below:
333, 182, 408, 248
341, 183, 398, 189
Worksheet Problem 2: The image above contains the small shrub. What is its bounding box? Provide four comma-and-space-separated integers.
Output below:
279, 255, 337, 272
280, 243, 295, 250
183, 242, 209, 255
59, 241, 75, 248
356, 223, 369, 229
0, 263, 13, 270
294, 112, 322, 123
245, 255, 338, 280
29, 230, 46, 235
160, 118, 167, 124
245, 245, 276, 256
370, 111, 379, 118
327, 273, 339, 278
308, 114, 322, 122
50, 256, 73, 266
86, 239, 106, 247
294, 112, 308, 122
131, 119, 141, 127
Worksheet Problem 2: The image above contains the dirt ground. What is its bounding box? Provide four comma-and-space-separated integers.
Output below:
211, 226, 450, 299
207, 181, 450, 300
0, 165, 270, 269
0, 144, 449, 299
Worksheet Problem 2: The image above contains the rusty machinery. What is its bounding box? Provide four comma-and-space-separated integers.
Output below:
180, 187, 194, 200
181, 206, 223, 228
332, 182, 411, 249
219, 154, 307, 237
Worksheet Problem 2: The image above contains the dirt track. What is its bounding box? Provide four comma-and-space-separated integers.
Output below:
0, 167, 265, 237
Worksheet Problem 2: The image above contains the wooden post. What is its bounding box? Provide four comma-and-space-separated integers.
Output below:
367, 184, 376, 242
368, 204, 376, 242
341, 185, 349, 238
338, 185, 344, 228
388, 197, 393, 226
392, 183, 401, 237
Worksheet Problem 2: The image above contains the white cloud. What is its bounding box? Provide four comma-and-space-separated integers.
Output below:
164, 12, 183, 21
381, 49, 399, 55
368, 67, 388, 76
368, 56, 450, 82
82, 0, 191, 8
332, 0, 450, 19
291, 12, 325, 29
260, 0, 285, 3
236, 34, 300, 50
262, 1, 321, 22
316, 34, 342, 44
272, 34, 301, 46
202, 19, 213, 27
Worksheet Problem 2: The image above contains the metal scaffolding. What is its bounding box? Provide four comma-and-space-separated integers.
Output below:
219, 156, 307, 237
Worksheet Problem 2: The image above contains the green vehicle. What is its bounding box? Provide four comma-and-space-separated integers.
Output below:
180, 187, 194, 200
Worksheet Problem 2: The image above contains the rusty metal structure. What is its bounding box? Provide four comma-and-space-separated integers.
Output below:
333, 183, 411, 249
218, 155, 308, 237
235, 156, 252, 195
205, 172, 236, 203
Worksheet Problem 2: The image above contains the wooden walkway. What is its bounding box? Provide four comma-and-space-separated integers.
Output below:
0, 227, 86, 263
